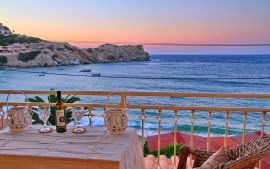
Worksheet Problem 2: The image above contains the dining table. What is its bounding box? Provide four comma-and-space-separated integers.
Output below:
0, 125, 145, 169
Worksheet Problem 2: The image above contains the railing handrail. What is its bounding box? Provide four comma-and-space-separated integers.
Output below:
0, 102, 269, 112
0, 90, 270, 99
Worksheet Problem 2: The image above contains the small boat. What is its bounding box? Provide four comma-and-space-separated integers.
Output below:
92, 73, 101, 77
80, 69, 92, 72
57, 67, 64, 70
39, 71, 46, 76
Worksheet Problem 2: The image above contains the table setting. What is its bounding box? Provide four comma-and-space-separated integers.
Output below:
0, 91, 145, 169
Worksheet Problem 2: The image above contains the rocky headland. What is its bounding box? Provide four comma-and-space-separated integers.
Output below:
0, 24, 149, 67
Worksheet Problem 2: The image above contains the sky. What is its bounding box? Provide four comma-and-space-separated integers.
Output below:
0, 0, 270, 54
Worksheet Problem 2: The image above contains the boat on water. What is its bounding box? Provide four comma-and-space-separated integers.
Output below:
92, 73, 101, 77
39, 71, 46, 76
80, 69, 92, 72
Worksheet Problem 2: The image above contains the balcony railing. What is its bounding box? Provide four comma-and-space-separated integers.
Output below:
0, 90, 269, 168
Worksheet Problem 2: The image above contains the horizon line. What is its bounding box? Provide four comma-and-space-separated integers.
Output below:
65, 40, 270, 47
150, 53, 270, 55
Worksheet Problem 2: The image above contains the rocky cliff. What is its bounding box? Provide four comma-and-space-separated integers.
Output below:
0, 25, 150, 67
83, 44, 149, 62
1, 42, 149, 67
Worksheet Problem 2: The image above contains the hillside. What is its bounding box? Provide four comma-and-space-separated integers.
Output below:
0, 25, 150, 67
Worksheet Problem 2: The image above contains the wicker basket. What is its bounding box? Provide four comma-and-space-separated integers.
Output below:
105, 93, 128, 135
6, 91, 31, 132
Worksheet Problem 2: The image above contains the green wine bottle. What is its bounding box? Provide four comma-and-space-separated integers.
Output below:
55, 91, 67, 133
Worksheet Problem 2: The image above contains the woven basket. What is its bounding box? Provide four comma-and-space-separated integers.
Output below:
105, 93, 128, 135
6, 91, 31, 132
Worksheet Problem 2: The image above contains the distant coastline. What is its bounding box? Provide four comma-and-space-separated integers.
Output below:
0, 23, 150, 67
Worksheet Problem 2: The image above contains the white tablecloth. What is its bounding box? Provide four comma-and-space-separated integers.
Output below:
0, 126, 145, 169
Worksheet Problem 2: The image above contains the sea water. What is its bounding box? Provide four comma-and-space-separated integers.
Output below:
0, 54, 270, 136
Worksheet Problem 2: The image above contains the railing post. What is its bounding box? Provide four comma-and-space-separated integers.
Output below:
140, 109, 146, 154
120, 94, 126, 108
157, 109, 163, 168
242, 112, 248, 144
224, 111, 231, 149
206, 111, 212, 152
260, 111, 267, 136
173, 110, 178, 168
259, 111, 267, 169
190, 110, 195, 148
188, 110, 196, 168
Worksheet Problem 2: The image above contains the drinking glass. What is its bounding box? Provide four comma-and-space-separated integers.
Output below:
72, 107, 85, 133
0, 108, 6, 128
37, 107, 52, 133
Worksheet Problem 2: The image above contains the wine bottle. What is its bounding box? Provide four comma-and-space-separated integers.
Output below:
55, 91, 67, 133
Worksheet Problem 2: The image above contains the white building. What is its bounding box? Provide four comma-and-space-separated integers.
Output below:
0, 44, 30, 56
0, 23, 12, 36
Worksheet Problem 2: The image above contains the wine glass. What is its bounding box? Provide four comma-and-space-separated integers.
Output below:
37, 107, 52, 133
0, 107, 6, 128
72, 107, 85, 133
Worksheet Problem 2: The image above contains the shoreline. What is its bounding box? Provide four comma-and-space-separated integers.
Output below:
0, 59, 150, 69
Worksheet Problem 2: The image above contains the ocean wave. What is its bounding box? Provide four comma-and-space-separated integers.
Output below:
78, 116, 260, 136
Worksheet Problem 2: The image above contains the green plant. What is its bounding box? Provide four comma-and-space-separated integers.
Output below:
144, 141, 183, 158
0, 56, 7, 64
27, 91, 80, 125
0, 34, 42, 46
18, 51, 41, 62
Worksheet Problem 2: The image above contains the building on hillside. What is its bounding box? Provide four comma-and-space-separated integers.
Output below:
0, 44, 30, 56
0, 23, 12, 36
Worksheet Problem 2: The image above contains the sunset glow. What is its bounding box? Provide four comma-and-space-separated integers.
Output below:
1, 0, 270, 54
